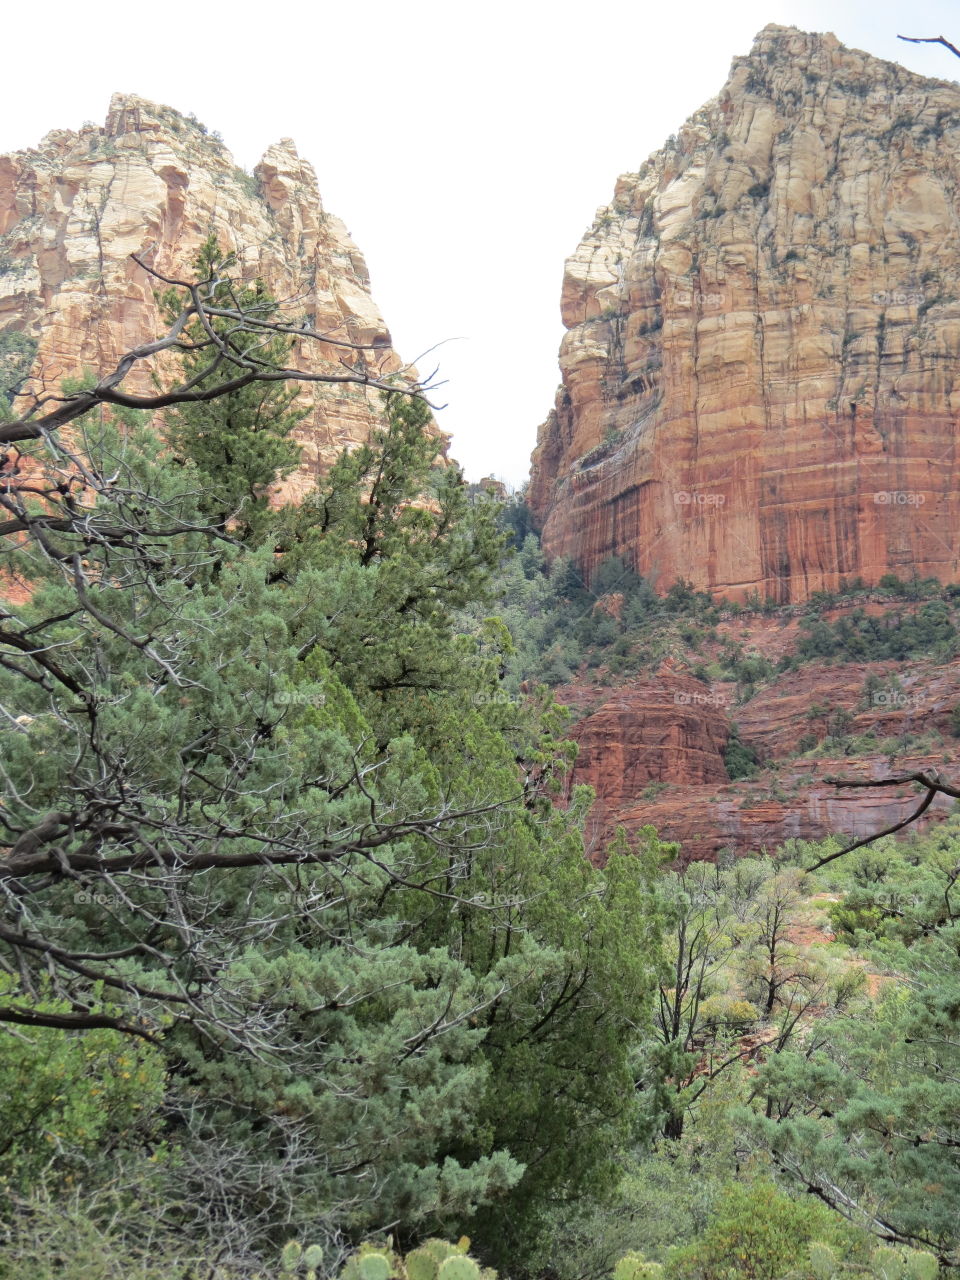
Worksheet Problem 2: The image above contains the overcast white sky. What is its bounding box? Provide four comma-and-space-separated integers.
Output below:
4, 1, 960, 484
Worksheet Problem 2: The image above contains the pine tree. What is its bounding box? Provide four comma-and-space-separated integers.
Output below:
0, 348, 662, 1266
162, 237, 306, 542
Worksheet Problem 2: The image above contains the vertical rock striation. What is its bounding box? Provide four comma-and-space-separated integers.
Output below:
0, 94, 423, 499
529, 25, 960, 602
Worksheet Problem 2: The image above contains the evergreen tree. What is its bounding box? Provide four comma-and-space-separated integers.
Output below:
756, 826, 960, 1266
161, 237, 306, 541
0, 346, 661, 1268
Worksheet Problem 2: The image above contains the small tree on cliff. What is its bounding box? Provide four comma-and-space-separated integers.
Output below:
161, 237, 306, 542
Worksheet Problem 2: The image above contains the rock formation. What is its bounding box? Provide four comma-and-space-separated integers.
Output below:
529, 24, 960, 603
564, 604, 960, 860
569, 671, 730, 807
0, 94, 421, 500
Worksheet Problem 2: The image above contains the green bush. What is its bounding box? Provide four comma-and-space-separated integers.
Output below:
664, 1182, 853, 1279
0, 330, 38, 407
795, 603, 956, 663
724, 726, 760, 780
0, 986, 165, 1193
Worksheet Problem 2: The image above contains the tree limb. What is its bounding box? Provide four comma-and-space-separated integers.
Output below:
898, 33, 960, 60
806, 769, 956, 872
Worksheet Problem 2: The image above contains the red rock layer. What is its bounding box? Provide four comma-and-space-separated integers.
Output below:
569, 673, 730, 809
564, 606, 960, 859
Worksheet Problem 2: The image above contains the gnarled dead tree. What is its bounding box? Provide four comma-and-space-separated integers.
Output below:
0, 249, 432, 450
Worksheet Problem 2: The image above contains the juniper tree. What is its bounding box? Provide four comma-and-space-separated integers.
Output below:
161, 238, 306, 542
0, 252, 662, 1269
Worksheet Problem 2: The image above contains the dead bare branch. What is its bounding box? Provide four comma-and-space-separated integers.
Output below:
0, 251, 435, 450
806, 769, 957, 871
898, 33, 960, 59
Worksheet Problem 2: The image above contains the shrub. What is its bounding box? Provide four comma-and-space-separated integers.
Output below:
664, 1182, 842, 1279
0, 330, 38, 407
724, 726, 760, 780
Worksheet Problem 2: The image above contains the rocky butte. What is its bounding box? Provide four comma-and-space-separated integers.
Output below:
0, 93, 421, 501
531, 26, 960, 855
529, 24, 960, 603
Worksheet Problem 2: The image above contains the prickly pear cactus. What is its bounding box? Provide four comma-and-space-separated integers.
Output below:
280, 1240, 325, 1279
904, 1252, 939, 1280
336, 1238, 493, 1280
419, 1241, 462, 1265
339, 1244, 401, 1280
871, 1246, 909, 1280
281, 1242, 304, 1273
437, 1257, 482, 1280
358, 1255, 393, 1280
405, 1247, 441, 1280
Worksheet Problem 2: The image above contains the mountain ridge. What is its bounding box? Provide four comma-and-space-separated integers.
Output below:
0, 91, 427, 501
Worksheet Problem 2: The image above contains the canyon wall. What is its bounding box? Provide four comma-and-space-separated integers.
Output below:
0, 94, 421, 500
564, 607, 960, 861
529, 24, 960, 603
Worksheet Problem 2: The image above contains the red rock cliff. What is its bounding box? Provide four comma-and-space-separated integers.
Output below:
0, 94, 425, 500
528, 25, 960, 603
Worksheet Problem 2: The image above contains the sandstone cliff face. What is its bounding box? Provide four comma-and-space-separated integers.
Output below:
0, 94, 416, 499
529, 24, 960, 603
565, 607, 960, 860
606, 758, 955, 863
569, 671, 730, 805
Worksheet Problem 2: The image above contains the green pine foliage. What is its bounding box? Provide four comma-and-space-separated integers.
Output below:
755, 823, 960, 1265
162, 237, 306, 541
479, 520, 720, 691
7, 254, 960, 1278
0, 330, 37, 415
789, 601, 958, 665
0, 359, 662, 1270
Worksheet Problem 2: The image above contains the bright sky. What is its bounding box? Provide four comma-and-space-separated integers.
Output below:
4, 1, 960, 484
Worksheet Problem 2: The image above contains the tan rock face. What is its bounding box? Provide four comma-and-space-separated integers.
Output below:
529, 24, 960, 603
0, 94, 422, 499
